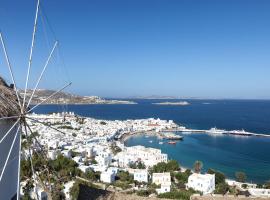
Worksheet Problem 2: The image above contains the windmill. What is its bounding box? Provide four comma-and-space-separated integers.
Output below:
0, 0, 71, 199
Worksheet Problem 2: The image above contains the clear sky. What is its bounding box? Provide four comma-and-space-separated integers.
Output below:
0, 0, 270, 99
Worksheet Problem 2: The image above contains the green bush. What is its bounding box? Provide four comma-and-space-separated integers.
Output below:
113, 180, 132, 190
158, 190, 195, 200
117, 171, 133, 183
136, 190, 151, 197
214, 182, 230, 195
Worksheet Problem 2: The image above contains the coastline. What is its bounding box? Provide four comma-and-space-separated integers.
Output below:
123, 131, 258, 188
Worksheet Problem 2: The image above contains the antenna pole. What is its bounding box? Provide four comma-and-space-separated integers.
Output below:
0, 32, 22, 110
27, 41, 58, 108
22, 0, 41, 111
27, 82, 72, 112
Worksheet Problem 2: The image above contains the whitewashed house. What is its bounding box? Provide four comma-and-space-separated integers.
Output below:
134, 169, 148, 183
100, 171, 115, 183
152, 173, 171, 194
61, 149, 72, 159
248, 188, 270, 198
96, 152, 112, 167
107, 167, 119, 175
47, 149, 60, 160
187, 173, 215, 194
72, 156, 82, 163
30, 186, 48, 200
116, 145, 168, 168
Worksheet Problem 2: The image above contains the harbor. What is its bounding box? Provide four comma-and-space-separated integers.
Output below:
164, 127, 270, 138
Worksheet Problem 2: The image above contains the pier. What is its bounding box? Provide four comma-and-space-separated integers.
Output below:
164, 128, 270, 138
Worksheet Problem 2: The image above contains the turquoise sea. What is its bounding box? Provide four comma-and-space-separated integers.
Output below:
34, 99, 270, 183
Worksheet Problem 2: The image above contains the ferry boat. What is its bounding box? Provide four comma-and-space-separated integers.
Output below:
228, 129, 252, 136
207, 127, 225, 135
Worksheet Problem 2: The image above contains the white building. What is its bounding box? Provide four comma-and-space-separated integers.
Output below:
61, 149, 72, 159
100, 171, 115, 183
248, 188, 270, 198
152, 173, 171, 194
30, 186, 48, 200
95, 152, 112, 167
134, 169, 148, 183
117, 145, 167, 168
187, 173, 215, 194
72, 156, 82, 163
47, 150, 60, 160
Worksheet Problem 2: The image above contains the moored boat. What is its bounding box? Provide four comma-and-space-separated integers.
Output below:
168, 141, 177, 145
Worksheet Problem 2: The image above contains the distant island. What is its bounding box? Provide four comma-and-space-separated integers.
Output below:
153, 101, 190, 106
21, 89, 137, 105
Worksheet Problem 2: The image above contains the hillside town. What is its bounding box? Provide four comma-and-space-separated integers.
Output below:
19, 112, 270, 200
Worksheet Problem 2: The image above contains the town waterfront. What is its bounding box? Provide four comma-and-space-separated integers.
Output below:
33, 99, 270, 183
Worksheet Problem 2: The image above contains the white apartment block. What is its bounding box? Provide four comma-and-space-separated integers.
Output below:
117, 145, 168, 168
133, 169, 148, 183
187, 173, 215, 194
152, 173, 171, 194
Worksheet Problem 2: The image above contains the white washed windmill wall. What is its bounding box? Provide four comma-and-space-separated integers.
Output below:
0, 80, 21, 200
0, 120, 20, 200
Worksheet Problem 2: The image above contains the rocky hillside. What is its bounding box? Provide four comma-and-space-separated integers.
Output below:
20, 89, 136, 105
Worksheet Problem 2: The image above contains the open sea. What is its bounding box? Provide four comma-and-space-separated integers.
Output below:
33, 99, 270, 183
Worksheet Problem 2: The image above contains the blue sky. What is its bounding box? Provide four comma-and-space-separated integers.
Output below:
0, 0, 270, 99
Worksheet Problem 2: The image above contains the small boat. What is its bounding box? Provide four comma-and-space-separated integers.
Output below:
149, 140, 153, 143
168, 141, 176, 145
159, 141, 163, 145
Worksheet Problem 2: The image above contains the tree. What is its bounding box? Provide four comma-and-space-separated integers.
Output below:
235, 172, 247, 183
151, 162, 167, 173
129, 161, 146, 169
193, 161, 203, 173
85, 171, 97, 181
151, 160, 180, 173
166, 160, 180, 171
117, 171, 133, 183
207, 169, 226, 185
174, 172, 189, 184
137, 161, 146, 169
